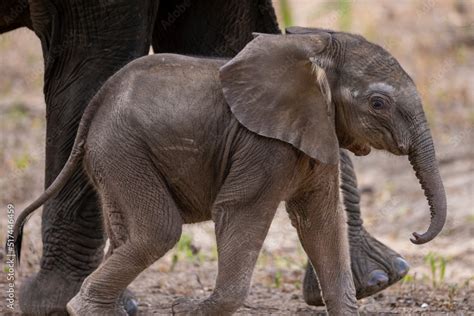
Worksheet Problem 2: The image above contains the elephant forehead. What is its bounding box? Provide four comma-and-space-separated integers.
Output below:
368, 82, 396, 93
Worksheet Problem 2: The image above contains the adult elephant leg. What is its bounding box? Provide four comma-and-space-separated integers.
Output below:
20, 1, 158, 315
303, 150, 410, 305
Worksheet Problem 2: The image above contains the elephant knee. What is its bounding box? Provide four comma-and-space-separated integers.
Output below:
133, 227, 182, 265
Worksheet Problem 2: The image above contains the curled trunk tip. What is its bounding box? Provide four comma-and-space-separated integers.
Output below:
408, 129, 447, 244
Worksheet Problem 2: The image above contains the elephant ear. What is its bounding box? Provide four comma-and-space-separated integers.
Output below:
219, 33, 339, 165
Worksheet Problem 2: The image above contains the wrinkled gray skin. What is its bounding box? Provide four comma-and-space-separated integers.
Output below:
15, 28, 446, 315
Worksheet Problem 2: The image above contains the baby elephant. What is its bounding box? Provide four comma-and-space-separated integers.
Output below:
15, 27, 446, 315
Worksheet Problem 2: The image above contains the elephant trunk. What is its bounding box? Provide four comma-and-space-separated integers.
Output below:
408, 123, 447, 244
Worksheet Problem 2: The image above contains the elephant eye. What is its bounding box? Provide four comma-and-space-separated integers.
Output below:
370, 96, 386, 110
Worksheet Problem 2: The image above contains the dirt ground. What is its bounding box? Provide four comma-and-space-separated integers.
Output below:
1, 0, 473, 314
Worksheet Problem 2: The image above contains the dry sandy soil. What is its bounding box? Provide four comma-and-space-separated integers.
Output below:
1, 0, 473, 314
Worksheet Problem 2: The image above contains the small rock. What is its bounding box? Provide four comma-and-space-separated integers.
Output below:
361, 186, 374, 194
421, 303, 429, 308
374, 293, 384, 300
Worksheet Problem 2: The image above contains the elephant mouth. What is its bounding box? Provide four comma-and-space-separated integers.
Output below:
364, 132, 407, 156
346, 142, 371, 156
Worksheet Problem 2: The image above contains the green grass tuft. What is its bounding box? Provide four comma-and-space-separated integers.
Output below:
424, 252, 449, 288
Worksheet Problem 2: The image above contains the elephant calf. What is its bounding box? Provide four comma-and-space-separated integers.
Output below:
15, 27, 446, 315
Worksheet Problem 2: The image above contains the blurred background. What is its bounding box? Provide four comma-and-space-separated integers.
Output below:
1, 0, 473, 313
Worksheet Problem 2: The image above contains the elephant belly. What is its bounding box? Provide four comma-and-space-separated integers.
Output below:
148, 108, 242, 224
149, 145, 219, 223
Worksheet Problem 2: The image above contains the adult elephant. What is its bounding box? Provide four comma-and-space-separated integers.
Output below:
1, 0, 408, 314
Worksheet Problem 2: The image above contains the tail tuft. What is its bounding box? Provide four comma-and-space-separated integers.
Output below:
4, 221, 24, 266
14, 224, 24, 265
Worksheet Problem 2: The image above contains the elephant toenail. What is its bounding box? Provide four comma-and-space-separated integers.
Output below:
124, 298, 138, 316
367, 270, 389, 287
394, 257, 410, 277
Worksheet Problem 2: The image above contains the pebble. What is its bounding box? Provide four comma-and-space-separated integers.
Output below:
421, 303, 429, 308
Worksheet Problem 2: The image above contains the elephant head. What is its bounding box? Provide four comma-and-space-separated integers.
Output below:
219, 27, 446, 244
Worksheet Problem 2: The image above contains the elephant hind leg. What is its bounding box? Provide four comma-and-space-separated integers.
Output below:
68, 153, 184, 315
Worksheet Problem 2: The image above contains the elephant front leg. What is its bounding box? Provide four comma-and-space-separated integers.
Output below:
172, 165, 283, 315
172, 203, 279, 315
288, 178, 358, 315
303, 150, 409, 306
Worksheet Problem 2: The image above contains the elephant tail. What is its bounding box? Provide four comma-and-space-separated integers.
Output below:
11, 91, 104, 264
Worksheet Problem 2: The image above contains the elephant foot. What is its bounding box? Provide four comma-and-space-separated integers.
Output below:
20, 272, 82, 315
303, 227, 409, 306
172, 297, 233, 316
20, 271, 138, 315
67, 291, 127, 316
